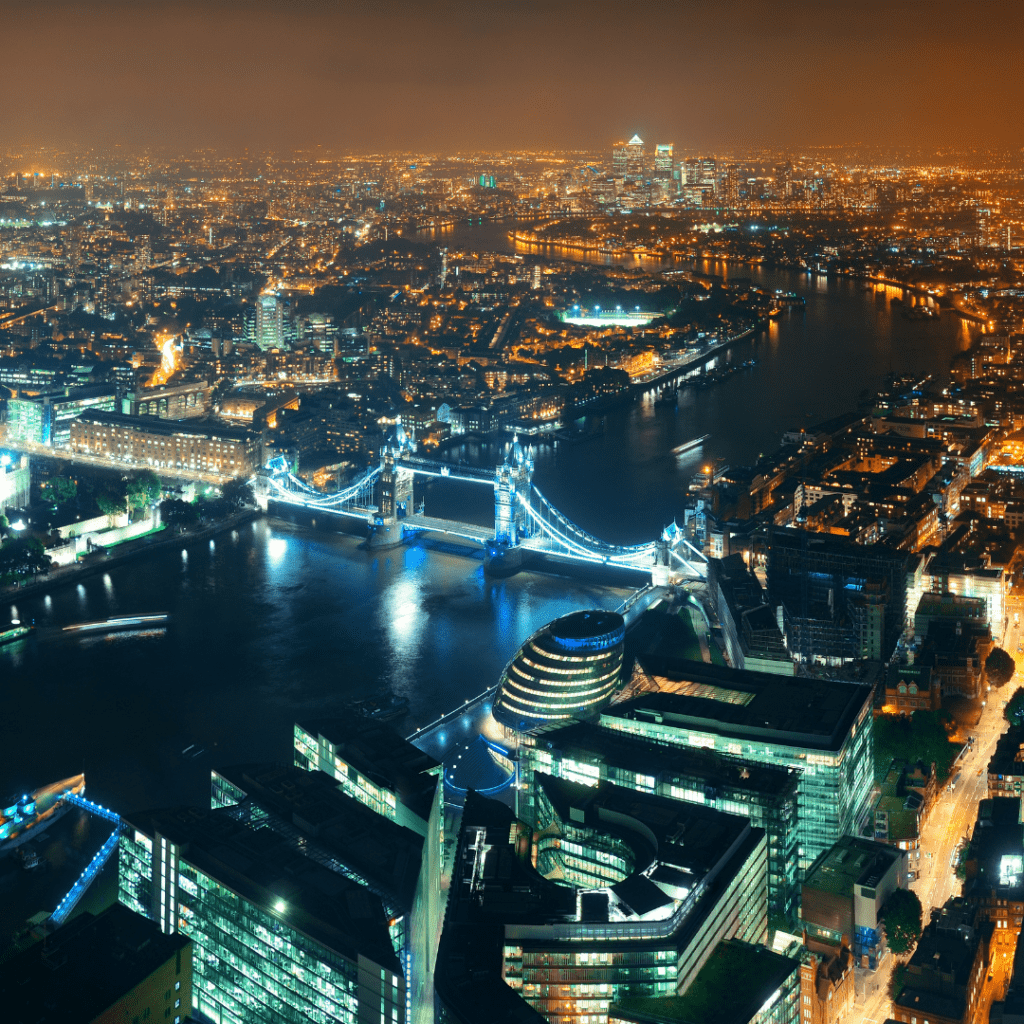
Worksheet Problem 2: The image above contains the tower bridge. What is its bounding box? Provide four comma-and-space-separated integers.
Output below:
261, 437, 707, 581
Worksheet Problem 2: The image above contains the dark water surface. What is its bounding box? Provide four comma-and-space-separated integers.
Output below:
0, 227, 979, 815
0, 521, 629, 812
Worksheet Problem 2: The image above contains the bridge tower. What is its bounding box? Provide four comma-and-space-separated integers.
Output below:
486, 436, 534, 576
377, 450, 396, 519
369, 449, 404, 549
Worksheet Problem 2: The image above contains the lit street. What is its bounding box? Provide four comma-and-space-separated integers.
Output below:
852, 615, 1022, 1024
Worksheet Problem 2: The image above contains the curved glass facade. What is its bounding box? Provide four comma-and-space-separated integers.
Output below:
493, 610, 625, 732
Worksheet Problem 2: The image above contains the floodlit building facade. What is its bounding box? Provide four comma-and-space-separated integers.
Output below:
70, 409, 260, 476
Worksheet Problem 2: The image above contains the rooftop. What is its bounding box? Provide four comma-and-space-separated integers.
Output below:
896, 899, 988, 1023
803, 835, 904, 898
530, 721, 800, 799
0, 903, 190, 1024
536, 772, 754, 882
603, 660, 872, 751
548, 609, 625, 645
965, 797, 1024, 897
123, 803, 400, 973
297, 717, 441, 823
213, 762, 425, 910
610, 939, 799, 1024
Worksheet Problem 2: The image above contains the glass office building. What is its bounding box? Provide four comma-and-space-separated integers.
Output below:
519, 722, 800, 920
492, 610, 626, 733
292, 718, 446, 1022
599, 662, 874, 874
118, 806, 405, 1024
610, 939, 800, 1024
435, 782, 768, 1024
6, 385, 117, 447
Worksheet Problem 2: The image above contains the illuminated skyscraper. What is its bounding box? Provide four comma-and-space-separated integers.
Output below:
135, 234, 151, 273
683, 157, 717, 189
977, 205, 992, 247
612, 134, 646, 181
255, 293, 284, 350
654, 143, 674, 177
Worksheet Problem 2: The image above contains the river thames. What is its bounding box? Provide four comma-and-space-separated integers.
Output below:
0, 227, 979, 814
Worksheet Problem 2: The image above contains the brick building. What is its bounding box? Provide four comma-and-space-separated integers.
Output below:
71, 409, 261, 478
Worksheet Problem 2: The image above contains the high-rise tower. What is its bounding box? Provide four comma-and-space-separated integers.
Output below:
255, 294, 284, 351
612, 134, 646, 181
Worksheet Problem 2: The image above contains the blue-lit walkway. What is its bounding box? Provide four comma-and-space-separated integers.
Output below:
47, 794, 122, 927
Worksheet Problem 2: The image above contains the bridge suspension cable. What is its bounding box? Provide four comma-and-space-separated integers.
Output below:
524, 486, 657, 558
268, 465, 380, 509
518, 491, 655, 567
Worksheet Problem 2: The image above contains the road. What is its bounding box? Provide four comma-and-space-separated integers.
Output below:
852, 614, 1023, 1024
3, 439, 236, 485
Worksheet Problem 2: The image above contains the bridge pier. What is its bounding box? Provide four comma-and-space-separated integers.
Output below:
368, 521, 405, 550
484, 541, 523, 576
253, 474, 271, 512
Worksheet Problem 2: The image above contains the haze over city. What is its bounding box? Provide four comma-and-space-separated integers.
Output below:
1, 0, 1023, 153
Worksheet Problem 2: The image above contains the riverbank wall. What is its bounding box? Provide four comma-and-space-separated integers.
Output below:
1, 509, 261, 607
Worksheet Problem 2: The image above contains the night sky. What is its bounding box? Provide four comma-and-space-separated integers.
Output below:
2, 0, 1021, 153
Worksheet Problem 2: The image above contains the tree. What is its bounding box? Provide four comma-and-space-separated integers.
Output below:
987, 647, 1016, 688
0, 536, 52, 582
1005, 687, 1024, 726
891, 964, 908, 1000
160, 498, 199, 531
127, 470, 161, 513
41, 475, 77, 507
96, 489, 126, 521
874, 708, 959, 781
220, 478, 255, 509
881, 887, 923, 956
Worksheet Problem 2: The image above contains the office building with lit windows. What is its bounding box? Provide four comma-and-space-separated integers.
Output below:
118, 803, 406, 1024
599, 661, 874, 873
518, 722, 800, 919
612, 135, 646, 181
609, 939, 800, 1024
653, 144, 674, 177
492, 610, 626, 733
255, 293, 285, 350
293, 717, 442, 838
293, 718, 446, 1019
210, 761, 446, 1023
6, 384, 117, 447
435, 780, 768, 1024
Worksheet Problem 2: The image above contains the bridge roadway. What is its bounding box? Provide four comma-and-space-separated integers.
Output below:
401, 513, 493, 544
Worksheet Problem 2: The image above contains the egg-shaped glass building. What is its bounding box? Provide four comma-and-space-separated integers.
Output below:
492, 610, 625, 733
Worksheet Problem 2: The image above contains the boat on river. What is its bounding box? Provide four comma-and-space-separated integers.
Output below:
62, 614, 169, 635
0, 775, 86, 852
0, 623, 33, 646
673, 434, 711, 455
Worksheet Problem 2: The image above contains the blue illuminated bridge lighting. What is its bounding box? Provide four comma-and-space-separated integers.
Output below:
48, 794, 123, 927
